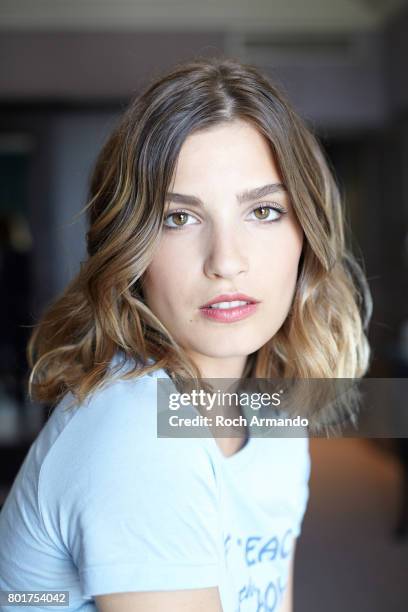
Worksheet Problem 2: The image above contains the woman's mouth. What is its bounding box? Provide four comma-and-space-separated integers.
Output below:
199, 300, 259, 323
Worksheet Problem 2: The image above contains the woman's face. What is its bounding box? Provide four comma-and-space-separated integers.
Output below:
142, 119, 304, 378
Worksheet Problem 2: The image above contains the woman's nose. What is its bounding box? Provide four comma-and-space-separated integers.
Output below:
203, 227, 249, 279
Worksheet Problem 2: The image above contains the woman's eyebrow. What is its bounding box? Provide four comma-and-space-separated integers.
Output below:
165, 182, 287, 207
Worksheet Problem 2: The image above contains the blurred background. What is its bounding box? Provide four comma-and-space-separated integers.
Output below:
0, 0, 407, 610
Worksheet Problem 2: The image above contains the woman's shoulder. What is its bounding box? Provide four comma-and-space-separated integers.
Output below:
54, 351, 168, 425
41, 352, 216, 488
35, 354, 217, 534
34, 355, 221, 568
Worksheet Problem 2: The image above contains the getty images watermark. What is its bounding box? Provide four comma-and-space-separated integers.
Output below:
166, 388, 309, 429
156, 379, 312, 439
156, 377, 408, 438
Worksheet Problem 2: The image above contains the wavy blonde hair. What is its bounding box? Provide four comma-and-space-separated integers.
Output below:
27, 57, 372, 428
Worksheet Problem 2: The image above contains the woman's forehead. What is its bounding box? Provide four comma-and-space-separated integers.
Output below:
172, 122, 282, 188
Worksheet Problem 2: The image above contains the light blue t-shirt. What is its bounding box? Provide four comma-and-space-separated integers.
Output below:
0, 354, 311, 612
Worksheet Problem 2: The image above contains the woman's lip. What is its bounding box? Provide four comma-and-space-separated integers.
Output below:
199, 302, 259, 323
200, 293, 258, 308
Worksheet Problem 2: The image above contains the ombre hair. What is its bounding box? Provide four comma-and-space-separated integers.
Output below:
27, 56, 372, 427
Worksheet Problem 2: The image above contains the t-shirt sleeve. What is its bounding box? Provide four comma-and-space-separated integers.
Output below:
44, 378, 222, 597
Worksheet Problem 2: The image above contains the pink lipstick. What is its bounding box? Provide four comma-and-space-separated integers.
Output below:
199, 293, 260, 323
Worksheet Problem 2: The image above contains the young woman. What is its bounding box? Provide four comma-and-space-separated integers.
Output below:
0, 57, 372, 612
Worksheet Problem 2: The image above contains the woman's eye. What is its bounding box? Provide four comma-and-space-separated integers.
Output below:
250, 205, 285, 222
163, 204, 286, 230
163, 210, 199, 229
